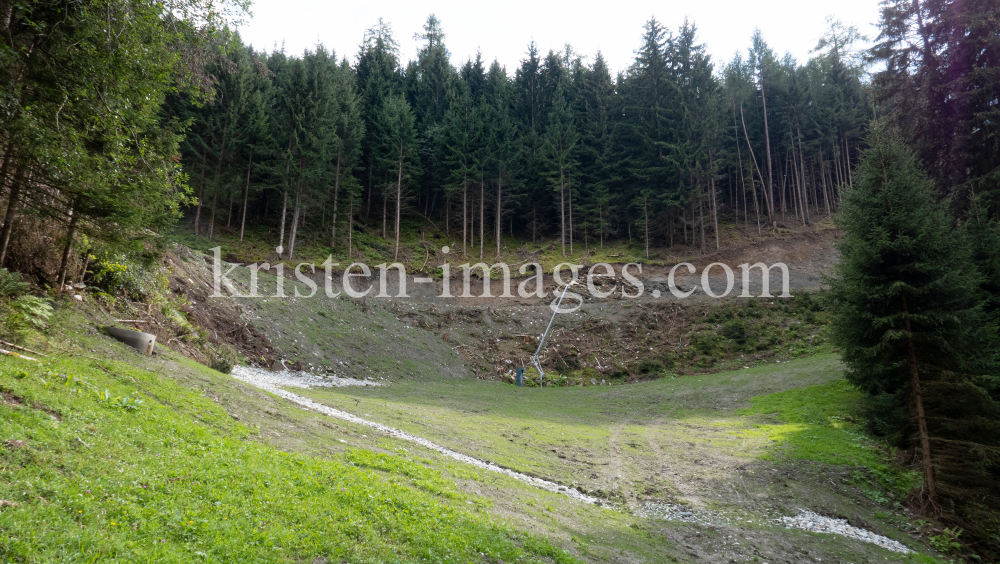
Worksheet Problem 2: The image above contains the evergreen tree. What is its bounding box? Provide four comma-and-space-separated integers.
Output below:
378, 96, 419, 261
830, 123, 1000, 518
540, 83, 578, 257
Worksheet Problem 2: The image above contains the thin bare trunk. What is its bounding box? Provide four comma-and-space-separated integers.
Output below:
568, 174, 573, 255
699, 181, 706, 254
462, 182, 467, 257
56, 206, 79, 298
710, 156, 719, 250
644, 197, 649, 259
278, 146, 292, 254
495, 175, 501, 258
843, 132, 853, 190
330, 150, 341, 248
208, 121, 230, 240
759, 76, 776, 225
288, 167, 303, 260
348, 192, 354, 258
0, 160, 22, 268
194, 148, 207, 235
393, 144, 403, 262
560, 170, 566, 257
382, 179, 388, 240
240, 146, 252, 242
740, 105, 766, 235
797, 128, 810, 225
479, 174, 484, 259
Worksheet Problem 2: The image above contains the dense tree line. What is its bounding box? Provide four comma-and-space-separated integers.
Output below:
173, 15, 870, 260
0, 0, 247, 287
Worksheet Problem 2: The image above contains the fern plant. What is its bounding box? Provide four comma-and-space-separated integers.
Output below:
0, 268, 29, 298
1, 295, 53, 342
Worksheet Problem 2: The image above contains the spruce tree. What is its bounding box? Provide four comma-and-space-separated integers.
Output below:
829, 123, 1000, 516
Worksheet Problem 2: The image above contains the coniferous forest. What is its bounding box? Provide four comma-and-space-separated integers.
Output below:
165, 15, 871, 261
4, 0, 1000, 560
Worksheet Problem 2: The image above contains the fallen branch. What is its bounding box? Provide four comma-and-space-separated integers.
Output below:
0, 340, 47, 357
0, 349, 38, 361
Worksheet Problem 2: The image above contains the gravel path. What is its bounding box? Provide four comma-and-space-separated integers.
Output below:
232, 365, 384, 389
779, 510, 911, 554
230, 366, 600, 505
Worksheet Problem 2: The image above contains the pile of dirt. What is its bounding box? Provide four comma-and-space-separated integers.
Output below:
162, 247, 276, 366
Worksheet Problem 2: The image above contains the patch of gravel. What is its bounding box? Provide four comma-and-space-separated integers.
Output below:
229, 366, 600, 505
779, 510, 911, 554
232, 365, 383, 389
635, 501, 721, 526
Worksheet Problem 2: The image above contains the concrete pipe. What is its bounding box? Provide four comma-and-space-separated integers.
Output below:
105, 327, 156, 356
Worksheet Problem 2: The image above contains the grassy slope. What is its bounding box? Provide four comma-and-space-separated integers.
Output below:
0, 301, 947, 563
0, 313, 574, 563
297, 355, 944, 563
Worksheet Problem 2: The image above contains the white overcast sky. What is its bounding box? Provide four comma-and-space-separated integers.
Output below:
238, 0, 881, 74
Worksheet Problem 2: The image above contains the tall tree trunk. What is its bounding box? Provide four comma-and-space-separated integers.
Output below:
843, 131, 853, 190
797, 128, 810, 225
0, 141, 14, 202
820, 150, 832, 216
902, 294, 937, 502
710, 155, 719, 250
560, 170, 566, 257
227, 181, 236, 228
568, 175, 574, 255
288, 167, 303, 260
56, 204, 79, 298
463, 181, 468, 257
382, 179, 388, 240
740, 105, 767, 234
240, 146, 253, 242
699, 181, 706, 254
330, 150, 342, 248
208, 120, 230, 240
0, 164, 22, 268
278, 146, 292, 255
348, 192, 354, 258
760, 76, 776, 226
479, 174, 484, 259
194, 148, 207, 235
644, 196, 650, 259
733, 113, 749, 233
394, 146, 403, 262
495, 175, 501, 257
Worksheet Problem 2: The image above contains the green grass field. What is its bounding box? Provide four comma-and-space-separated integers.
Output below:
0, 304, 947, 563
0, 348, 576, 563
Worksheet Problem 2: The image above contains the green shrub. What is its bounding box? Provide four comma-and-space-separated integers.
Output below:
723, 320, 748, 344
90, 251, 165, 301
209, 357, 233, 374
638, 358, 664, 374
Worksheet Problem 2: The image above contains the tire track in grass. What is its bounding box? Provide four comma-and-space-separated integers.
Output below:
230, 366, 601, 505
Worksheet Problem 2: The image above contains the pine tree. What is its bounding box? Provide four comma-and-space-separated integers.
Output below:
378, 96, 418, 261
830, 123, 1000, 513
540, 83, 578, 257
